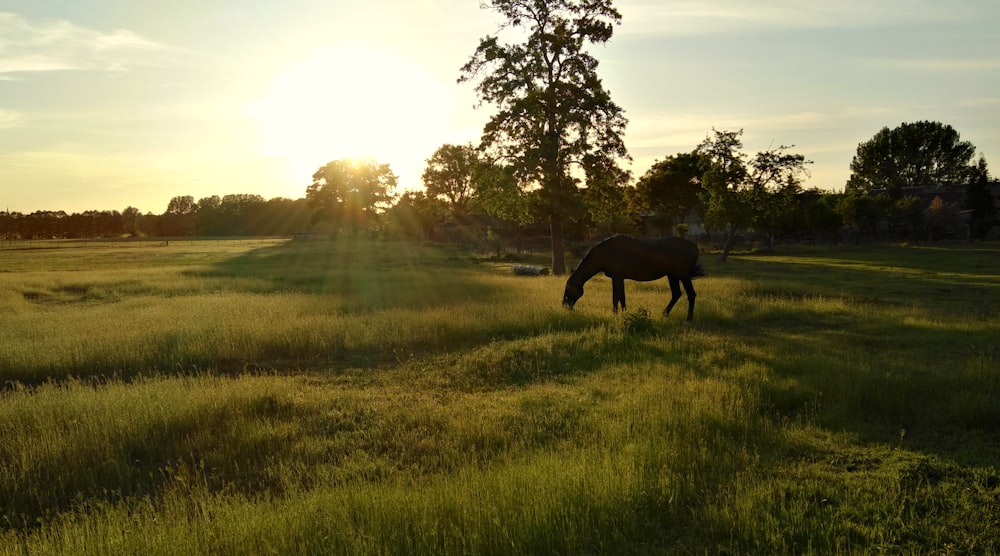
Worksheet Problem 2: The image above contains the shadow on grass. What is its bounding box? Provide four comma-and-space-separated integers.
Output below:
703, 245, 1000, 467
180, 238, 504, 309
426, 327, 682, 392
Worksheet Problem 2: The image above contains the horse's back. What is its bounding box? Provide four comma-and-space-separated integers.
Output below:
645, 236, 699, 258
597, 235, 701, 280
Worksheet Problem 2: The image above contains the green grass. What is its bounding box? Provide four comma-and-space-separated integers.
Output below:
1, 238, 998, 554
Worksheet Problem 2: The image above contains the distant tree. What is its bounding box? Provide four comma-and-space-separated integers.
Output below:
697, 129, 751, 260
384, 191, 446, 240
837, 194, 886, 242
459, 0, 629, 275
800, 190, 843, 240
847, 121, 978, 198
166, 196, 197, 216
81, 210, 122, 238
886, 196, 924, 240
581, 160, 634, 236
194, 196, 222, 236
964, 157, 997, 239
745, 146, 810, 246
123, 206, 141, 237
695, 129, 809, 259
220, 194, 266, 235
752, 180, 802, 246
306, 158, 398, 234
257, 197, 310, 235
631, 152, 705, 233
422, 144, 482, 219
25, 210, 68, 239
0, 209, 13, 240
161, 195, 197, 236
138, 212, 159, 237
925, 196, 964, 241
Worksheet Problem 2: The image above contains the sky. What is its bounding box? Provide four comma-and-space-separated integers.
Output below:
2, 0, 999, 214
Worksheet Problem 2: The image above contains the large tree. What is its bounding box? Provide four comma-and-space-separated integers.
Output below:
847, 121, 977, 198
306, 158, 398, 234
474, 161, 534, 226
459, 0, 629, 275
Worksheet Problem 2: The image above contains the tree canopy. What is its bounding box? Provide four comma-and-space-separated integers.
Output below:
306, 158, 398, 234
631, 152, 705, 230
847, 121, 977, 198
696, 129, 810, 260
459, 0, 629, 275
422, 144, 482, 218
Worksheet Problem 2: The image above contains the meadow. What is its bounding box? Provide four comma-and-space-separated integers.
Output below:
1, 237, 998, 554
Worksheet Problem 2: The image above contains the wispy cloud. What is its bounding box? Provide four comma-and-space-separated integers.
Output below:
626, 110, 846, 150
0, 12, 184, 74
959, 97, 1000, 108
618, 0, 994, 35
0, 108, 21, 128
865, 57, 1000, 72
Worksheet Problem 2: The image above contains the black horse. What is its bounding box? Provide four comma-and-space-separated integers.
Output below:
562, 235, 705, 321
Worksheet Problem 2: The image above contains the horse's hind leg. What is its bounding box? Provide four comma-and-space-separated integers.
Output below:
612, 278, 626, 313
663, 277, 682, 317
681, 277, 697, 321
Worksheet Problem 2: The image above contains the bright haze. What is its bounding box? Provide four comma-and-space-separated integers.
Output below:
2, 0, 998, 214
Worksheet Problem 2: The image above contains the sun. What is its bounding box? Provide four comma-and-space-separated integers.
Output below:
249, 46, 456, 188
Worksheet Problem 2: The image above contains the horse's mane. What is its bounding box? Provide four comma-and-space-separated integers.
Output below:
568, 235, 626, 283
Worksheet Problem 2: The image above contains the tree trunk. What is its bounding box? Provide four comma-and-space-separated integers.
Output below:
719, 225, 735, 263
550, 212, 566, 275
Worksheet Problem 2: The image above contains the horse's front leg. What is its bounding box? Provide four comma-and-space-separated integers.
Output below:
663, 277, 682, 317
612, 278, 626, 313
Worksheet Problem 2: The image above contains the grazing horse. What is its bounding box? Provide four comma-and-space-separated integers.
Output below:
562, 235, 705, 321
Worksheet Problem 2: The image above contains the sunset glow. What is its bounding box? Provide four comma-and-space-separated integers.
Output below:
249, 47, 457, 188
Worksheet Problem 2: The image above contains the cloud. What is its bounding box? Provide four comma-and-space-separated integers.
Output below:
0, 108, 21, 128
864, 57, 1000, 72
626, 110, 841, 150
617, 0, 995, 36
0, 12, 183, 74
959, 97, 1000, 108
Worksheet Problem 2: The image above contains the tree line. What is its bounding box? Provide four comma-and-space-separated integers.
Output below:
304, 122, 996, 256
1, 195, 310, 240
4, 120, 996, 251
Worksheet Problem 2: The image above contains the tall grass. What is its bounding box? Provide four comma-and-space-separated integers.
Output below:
1, 238, 999, 553
0, 239, 581, 383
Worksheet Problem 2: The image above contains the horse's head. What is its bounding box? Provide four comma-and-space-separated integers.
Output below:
562, 279, 583, 310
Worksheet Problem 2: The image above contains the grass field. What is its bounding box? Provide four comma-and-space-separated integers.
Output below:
1, 237, 998, 554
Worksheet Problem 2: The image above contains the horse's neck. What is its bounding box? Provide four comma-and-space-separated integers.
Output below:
569, 256, 602, 286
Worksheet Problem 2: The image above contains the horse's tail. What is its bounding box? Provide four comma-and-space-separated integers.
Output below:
690, 262, 706, 278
